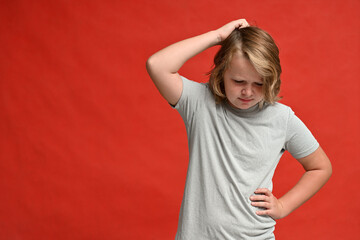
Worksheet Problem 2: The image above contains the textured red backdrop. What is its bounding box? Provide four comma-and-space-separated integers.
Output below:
1, 0, 359, 239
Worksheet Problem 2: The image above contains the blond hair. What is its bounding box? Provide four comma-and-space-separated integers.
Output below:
208, 26, 282, 106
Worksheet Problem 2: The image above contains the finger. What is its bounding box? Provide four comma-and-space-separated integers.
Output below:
234, 22, 244, 29
250, 194, 269, 202
233, 19, 248, 28
241, 19, 249, 27
256, 209, 271, 216
238, 19, 249, 28
255, 188, 272, 196
251, 201, 270, 208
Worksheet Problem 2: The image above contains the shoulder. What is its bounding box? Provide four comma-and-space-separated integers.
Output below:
255, 102, 297, 131
173, 75, 213, 110
262, 102, 293, 118
179, 75, 213, 101
268, 102, 291, 111
180, 75, 210, 91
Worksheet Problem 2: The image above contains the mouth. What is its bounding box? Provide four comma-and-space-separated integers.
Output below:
238, 98, 253, 103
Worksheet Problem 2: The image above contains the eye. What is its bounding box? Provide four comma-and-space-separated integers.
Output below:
254, 82, 263, 87
233, 79, 244, 84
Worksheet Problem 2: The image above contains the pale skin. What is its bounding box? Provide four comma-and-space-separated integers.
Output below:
146, 19, 332, 220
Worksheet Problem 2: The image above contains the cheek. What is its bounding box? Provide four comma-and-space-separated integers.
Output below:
255, 87, 264, 97
223, 81, 232, 96
224, 87, 230, 99
224, 84, 238, 98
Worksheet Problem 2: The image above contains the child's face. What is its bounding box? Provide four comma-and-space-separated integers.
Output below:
223, 52, 264, 110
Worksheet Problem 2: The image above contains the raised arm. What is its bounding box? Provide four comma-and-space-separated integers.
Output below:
146, 19, 249, 106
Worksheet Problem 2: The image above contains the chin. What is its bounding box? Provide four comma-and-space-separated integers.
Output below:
238, 105, 252, 109
233, 103, 252, 110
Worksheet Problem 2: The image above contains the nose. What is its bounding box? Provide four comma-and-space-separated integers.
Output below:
241, 85, 253, 96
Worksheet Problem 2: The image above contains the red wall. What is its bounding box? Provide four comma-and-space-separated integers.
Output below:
1, 0, 359, 239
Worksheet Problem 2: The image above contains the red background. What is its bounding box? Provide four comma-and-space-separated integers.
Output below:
1, 0, 359, 239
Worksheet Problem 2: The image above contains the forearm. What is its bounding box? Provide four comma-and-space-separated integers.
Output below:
278, 167, 332, 218
147, 30, 220, 74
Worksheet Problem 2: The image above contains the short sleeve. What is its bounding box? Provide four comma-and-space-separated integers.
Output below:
171, 75, 208, 125
284, 109, 319, 159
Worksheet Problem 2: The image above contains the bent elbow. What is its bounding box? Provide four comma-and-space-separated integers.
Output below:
321, 158, 333, 183
146, 56, 155, 73
146, 54, 162, 74
327, 160, 333, 179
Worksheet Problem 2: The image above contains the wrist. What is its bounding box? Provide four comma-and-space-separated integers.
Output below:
277, 198, 290, 219
209, 30, 222, 45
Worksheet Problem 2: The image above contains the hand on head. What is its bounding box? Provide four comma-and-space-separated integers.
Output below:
215, 19, 250, 43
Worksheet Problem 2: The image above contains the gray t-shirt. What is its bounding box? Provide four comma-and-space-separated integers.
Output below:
173, 76, 319, 240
